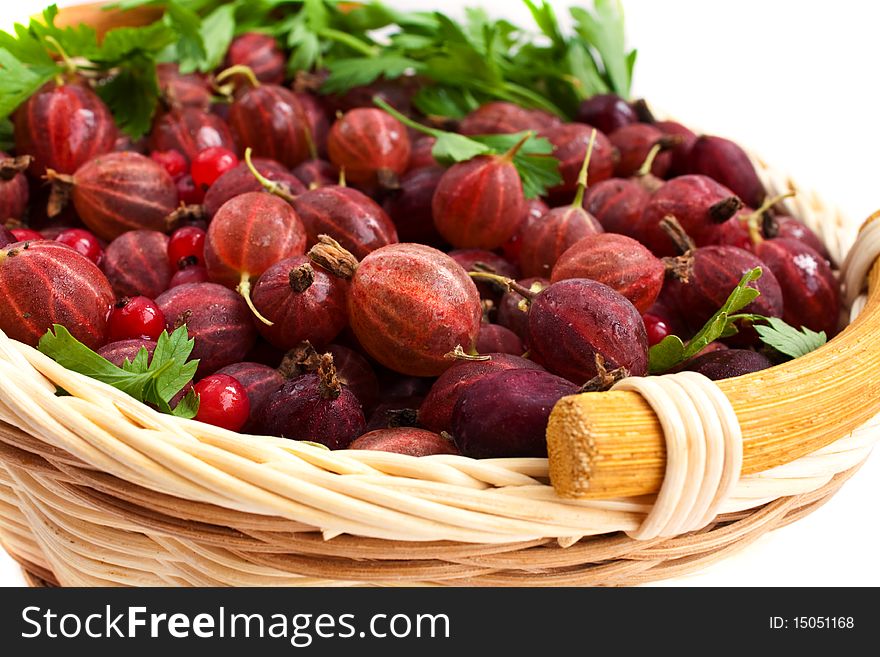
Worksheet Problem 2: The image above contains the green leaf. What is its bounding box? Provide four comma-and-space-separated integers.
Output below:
469, 132, 561, 198
38, 324, 198, 417
94, 55, 159, 139
522, 0, 565, 51
411, 85, 479, 120
164, 0, 207, 70
649, 335, 685, 375
754, 317, 827, 359
570, 0, 635, 98
185, 3, 236, 73
322, 55, 421, 94
96, 22, 176, 62
649, 268, 764, 373
0, 49, 58, 122
171, 389, 200, 419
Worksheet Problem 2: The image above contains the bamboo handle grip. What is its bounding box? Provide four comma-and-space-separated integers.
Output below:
548, 260, 880, 499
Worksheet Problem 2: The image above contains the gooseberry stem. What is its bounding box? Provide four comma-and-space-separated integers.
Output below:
572, 128, 598, 208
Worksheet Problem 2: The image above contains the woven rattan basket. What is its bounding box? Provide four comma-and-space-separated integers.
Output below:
1, 3, 879, 587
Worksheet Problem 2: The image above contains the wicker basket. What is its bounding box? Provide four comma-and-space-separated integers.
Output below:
1, 3, 878, 587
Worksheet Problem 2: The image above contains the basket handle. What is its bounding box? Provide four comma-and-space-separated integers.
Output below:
549, 212, 880, 499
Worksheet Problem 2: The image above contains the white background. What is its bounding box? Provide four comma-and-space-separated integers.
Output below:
1, 0, 878, 587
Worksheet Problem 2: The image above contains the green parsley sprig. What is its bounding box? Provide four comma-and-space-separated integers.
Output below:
38, 324, 200, 418
374, 96, 561, 198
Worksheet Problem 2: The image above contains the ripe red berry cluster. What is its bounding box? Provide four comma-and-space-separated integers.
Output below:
0, 35, 841, 458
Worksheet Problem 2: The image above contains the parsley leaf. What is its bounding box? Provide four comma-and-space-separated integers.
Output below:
754, 317, 827, 359
322, 55, 422, 94
0, 49, 58, 123
374, 97, 561, 198
38, 324, 199, 418
570, 0, 635, 98
179, 3, 234, 73
94, 55, 160, 139
649, 268, 763, 374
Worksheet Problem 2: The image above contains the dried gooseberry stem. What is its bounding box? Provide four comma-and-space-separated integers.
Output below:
572, 128, 598, 208
317, 353, 342, 400
308, 235, 360, 280
662, 254, 694, 283
659, 215, 696, 255
0, 155, 33, 181
279, 340, 321, 379
745, 190, 797, 245
289, 262, 316, 293
444, 345, 492, 362
236, 272, 274, 326
579, 354, 630, 393
165, 203, 207, 231
43, 169, 75, 218
214, 65, 261, 90
244, 148, 298, 204
377, 168, 400, 189
632, 98, 655, 123
708, 195, 744, 223
467, 271, 535, 300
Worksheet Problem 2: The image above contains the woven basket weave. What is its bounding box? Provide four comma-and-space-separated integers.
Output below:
1, 3, 878, 587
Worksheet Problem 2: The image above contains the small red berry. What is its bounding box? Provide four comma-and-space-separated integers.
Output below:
11, 228, 44, 242
168, 266, 209, 288
168, 225, 207, 269
643, 313, 671, 346
176, 174, 204, 204
55, 228, 104, 265
193, 373, 251, 431
150, 149, 188, 180
191, 147, 239, 190
107, 296, 166, 342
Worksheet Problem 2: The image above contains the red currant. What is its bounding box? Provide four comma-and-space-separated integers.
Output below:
107, 296, 166, 342
55, 228, 104, 265
168, 226, 206, 269
643, 313, 671, 346
191, 147, 239, 190
176, 174, 205, 205
168, 266, 209, 288
10, 228, 44, 242
150, 149, 188, 180
193, 373, 251, 431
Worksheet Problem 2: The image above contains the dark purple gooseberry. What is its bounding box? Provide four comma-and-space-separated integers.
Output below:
258, 355, 365, 448
655, 120, 697, 177
419, 353, 542, 434
581, 178, 651, 238
293, 159, 339, 190
687, 135, 766, 208
203, 158, 307, 218
501, 198, 550, 268
292, 185, 398, 259
526, 278, 649, 384
251, 256, 348, 350
680, 348, 773, 380
449, 248, 519, 301
156, 63, 212, 111
458, 101, 560, 135
517, 204, 603, 278
155, 282, 257, 376
215, 361, 284, 431
609, 123, 674, 178
377, 370, 435, 402
225, 33, 286, 85
0, 152, 29, 221
382, 166, 447, 247
407, 136, 437, 171
754, 238, 840, 336
327, 344, 380, 414
575, 94, 638, 135
365, 396, 423, 433
542, 123, 615, 196
476, 323, 524, 356
452, 368, 579, 458
149, 108, 236, 163
496, 277, 548, 345
773, 215, 832, 263
669, 244, 784, 337
349, 428, 460, 456
635, 174, 744, 256
102, 230, 172, 299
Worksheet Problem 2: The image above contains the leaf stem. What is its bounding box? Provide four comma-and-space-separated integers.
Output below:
317, 28, 378, 58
